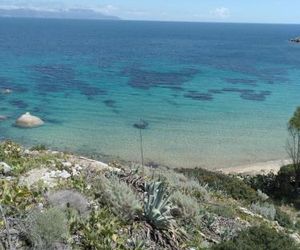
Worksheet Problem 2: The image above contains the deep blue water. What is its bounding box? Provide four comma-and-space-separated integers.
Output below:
1, 18, 300, 168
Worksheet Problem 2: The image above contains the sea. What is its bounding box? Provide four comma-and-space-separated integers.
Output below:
1, 18, 300, 169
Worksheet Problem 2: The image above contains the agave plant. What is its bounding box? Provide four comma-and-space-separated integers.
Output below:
143, 181, 187, 250
143, 181, 174, 230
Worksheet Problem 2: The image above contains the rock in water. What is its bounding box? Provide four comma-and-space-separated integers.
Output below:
15, 112, 44, 128
291, 37, 300, 43
0, 88, 13, 94
133, 119, 149, 129
0, 115, 7, 121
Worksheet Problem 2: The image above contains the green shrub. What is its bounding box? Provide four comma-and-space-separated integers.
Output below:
24, 208, 69, 250
243, 173, 277, 197
0, 141, 62, 175
171, 190, 202, 220
244, 165, 300, 203
274, 165, 297, 199
71, 208, 126, 250
295, 220, 300, 230
211, 225, 299, 250
178, 168, 259, 203
95, 174, 142, 222
0, 180, 42, 215
257, 189, 269, 201
275, 208, 294, 229
250, 202, 276, 220
208, 204, 236, 219
0, 141, 22, 159
30, 144, 47, 151
46, 189, 90, 216
150, 169, 210, 201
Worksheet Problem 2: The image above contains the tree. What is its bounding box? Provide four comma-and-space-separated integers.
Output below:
287, 107, 300, 191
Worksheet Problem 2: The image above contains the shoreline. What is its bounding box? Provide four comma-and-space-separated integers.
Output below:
41, 145, 292, 174
216, 159, 292, 175
0, 139, 291, 175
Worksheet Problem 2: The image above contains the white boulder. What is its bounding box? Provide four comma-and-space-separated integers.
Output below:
15, 112, 44, 128
59, 170, 71, 179
0, 162, 12, 174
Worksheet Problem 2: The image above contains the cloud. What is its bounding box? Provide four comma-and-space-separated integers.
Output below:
94, 5, 118, 15
211, 7, 230, 19
0, 4, 57, 12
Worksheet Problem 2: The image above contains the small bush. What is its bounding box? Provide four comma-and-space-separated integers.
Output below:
244, 165, 300, 203
157, 170, 189, 188
30, 144, 47, 151
95, 174, 142, 222
211, 225, 299, 250
250, 202, 276, 220
275, 208, 294, 228
274, 165, 297, 199
0, 141, 22, 165
243, 173, 277, 197
0, 180, 42, 215
150, 169, 210, 201
178, 168, 259, 203
24, 208, 69, 250
295, 220, 300, 230
171, 190, 201, 220
209, 204, 236, 219
257, 189, 269, 201
71, 208, 126, 250
46, 189, 90, 215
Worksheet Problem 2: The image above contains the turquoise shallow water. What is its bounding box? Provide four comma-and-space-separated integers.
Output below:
1, 19, 300, 168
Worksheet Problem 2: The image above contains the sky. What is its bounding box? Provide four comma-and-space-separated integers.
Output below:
0, 0, 299, 24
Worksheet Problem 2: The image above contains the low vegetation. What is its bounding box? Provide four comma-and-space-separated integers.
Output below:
250, 202, 276, 220
95, 174, 142, 222
23, 207, 69, 249
0, 140, 300, 249
178, 167, 259, 203
211, 225, 299, 250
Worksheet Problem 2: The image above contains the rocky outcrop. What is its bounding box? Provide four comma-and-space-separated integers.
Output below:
0, 115, 7, 121
0, 88, 12, 94
19, 168, 73, 187
19, 168, 50, 187
291, 37, 300, 43
133, 119, 149, 129
15, 112, 44, 128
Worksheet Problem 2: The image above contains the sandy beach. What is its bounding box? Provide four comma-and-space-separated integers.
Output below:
217, 159, 292, 175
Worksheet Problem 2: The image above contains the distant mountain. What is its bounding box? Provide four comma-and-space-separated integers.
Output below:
0, 8, 120, 20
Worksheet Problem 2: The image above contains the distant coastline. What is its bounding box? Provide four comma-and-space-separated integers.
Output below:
0, 8, 120, 20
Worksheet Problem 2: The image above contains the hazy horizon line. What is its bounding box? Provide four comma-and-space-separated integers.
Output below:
0, 15, 300, 26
